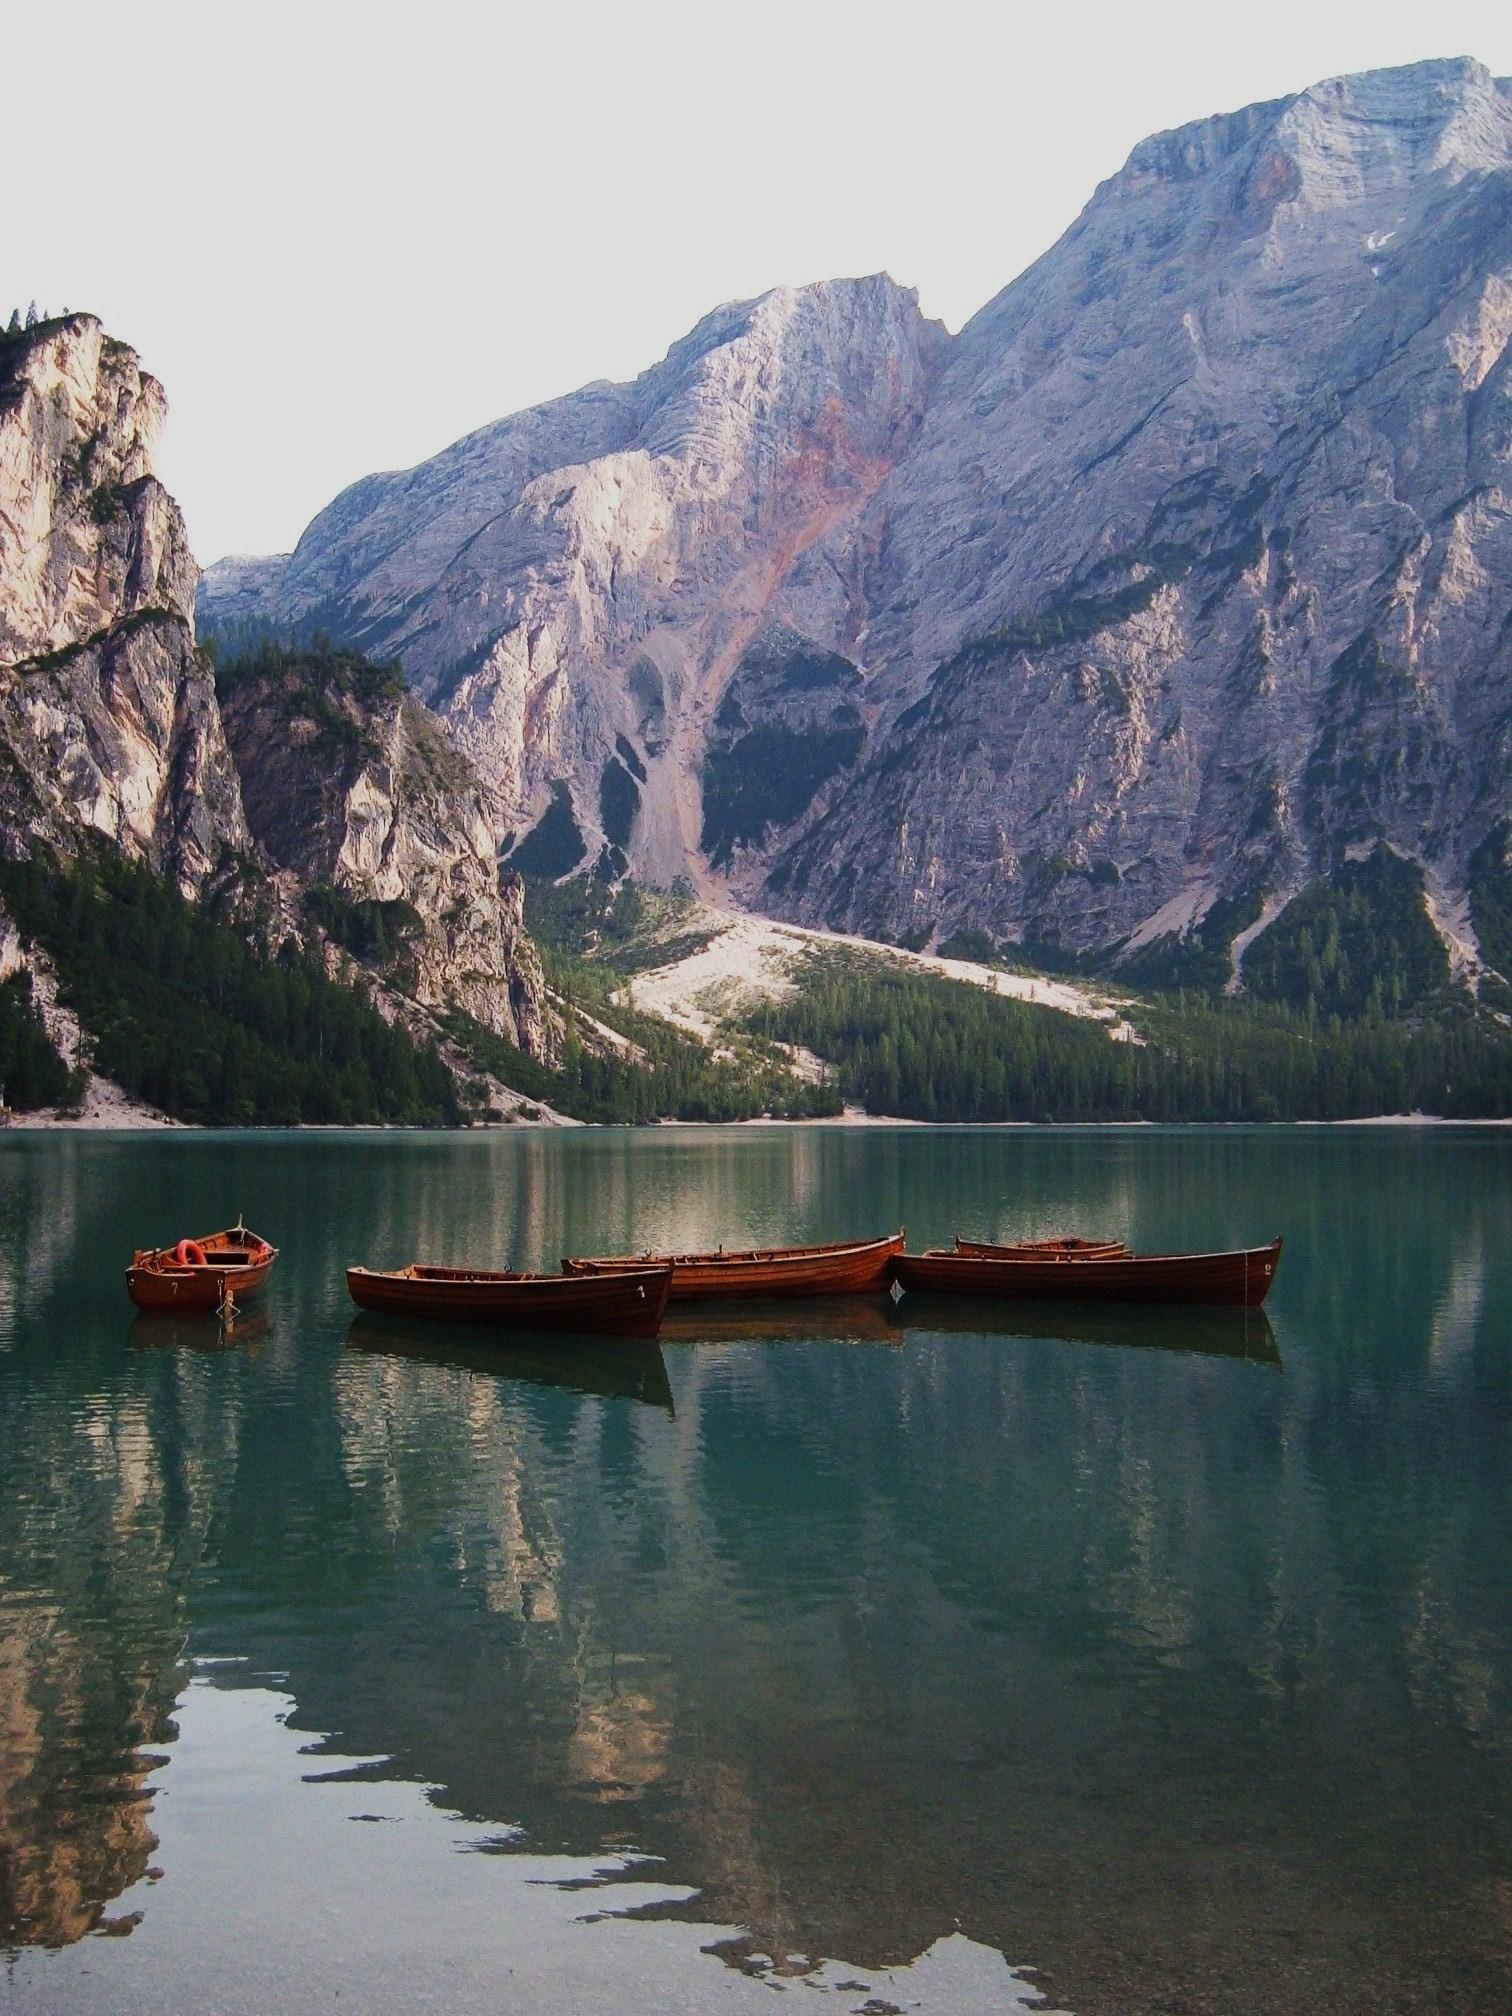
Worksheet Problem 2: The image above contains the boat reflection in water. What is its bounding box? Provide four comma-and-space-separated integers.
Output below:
892, 1294, 1281, 1367
128, 1308, 273, 1355
659, 1295, 907, 1350
345, 1312, 676, 1413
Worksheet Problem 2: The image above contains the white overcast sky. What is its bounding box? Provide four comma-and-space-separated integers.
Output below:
8, 0, 1511, 564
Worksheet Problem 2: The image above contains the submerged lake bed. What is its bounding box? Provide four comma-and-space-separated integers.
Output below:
1, 1125, 1509, 2015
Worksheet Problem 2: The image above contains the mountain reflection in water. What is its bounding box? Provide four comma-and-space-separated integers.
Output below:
6, 1676, 1054, 2015
0, 1125, 1509, 2016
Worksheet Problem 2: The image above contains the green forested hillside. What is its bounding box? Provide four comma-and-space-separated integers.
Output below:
1470, 823, 1512, 1008
1242, 848, 1450, 1018
0, 972, 76, 1110
524, 872, 1512, 1124
447, 1005, 839, 1125
0, 852, 460, 1126
10, 836, 1499, 1128
750, 953, 1512, 1122
447, 877, 840, 1123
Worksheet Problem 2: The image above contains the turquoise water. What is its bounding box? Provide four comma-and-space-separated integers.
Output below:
1, 1126, 1509, 2014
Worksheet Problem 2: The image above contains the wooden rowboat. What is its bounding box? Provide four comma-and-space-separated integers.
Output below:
126, 1224, 278, 1314
345, 1262, 673, 1337
561, 1231, 904, 1300
954, 1235, 1130, 1260
891, 1238, 1282, 1308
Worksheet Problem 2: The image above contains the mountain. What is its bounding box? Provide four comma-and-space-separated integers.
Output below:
779, 56, 1512, 976
202, 277, 946, 884
202, 57, 1512, 990
0, 315, 553, 1117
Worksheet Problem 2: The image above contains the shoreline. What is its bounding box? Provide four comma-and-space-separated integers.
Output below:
7, 1111, 1512, 1135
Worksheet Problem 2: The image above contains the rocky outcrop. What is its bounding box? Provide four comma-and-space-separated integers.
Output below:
0, 316, 248, 889
216, 648, 553, 1055
204, 59, 1512, 982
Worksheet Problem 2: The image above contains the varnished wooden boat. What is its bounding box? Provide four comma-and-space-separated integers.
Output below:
345, 1261, 673, 1337
561, 1231, 904, 1300
954, 1235, 1130, 1260
125, 1223, 278, 1313
891, 1237, 1282, 1308
345, 1314, 676, 1410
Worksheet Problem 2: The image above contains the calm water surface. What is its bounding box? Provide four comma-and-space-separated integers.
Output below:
1, 1126, 1510, 2015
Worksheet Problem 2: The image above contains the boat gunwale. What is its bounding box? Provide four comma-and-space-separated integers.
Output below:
951, 1237, 1131, 1261
348, 1262, 672, 1289
130, 1225, 279, 1276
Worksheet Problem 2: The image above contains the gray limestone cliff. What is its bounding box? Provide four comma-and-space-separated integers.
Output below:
1, 316, 247, 888
778, 56, 1512, 976
201, 58, 1512, 984
216, 648, 552, 1055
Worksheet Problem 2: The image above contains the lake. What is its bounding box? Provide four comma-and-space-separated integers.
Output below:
1, 1124, 1509, 2015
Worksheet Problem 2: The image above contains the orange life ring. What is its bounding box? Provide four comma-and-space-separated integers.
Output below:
174, 1239, 208, 1268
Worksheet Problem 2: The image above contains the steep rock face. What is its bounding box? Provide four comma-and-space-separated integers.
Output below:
0, 318, 248, 887
201, 278, 946, 884
216, 650, 552, 1054
202, 59, 1512, 976
778, 58, 1512, 960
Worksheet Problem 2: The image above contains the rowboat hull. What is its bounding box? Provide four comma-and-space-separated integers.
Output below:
892, 1239, 1282, 1308
126, 1226, 278, 1314
346, 1262, 673, 1338
562, 1232, 904, 1300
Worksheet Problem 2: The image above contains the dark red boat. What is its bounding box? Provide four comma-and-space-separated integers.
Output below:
345, 1261, 673, 1337
562, 1231, 904, 1301
891, 1238, 1282, 1308
953, 1235, 1130, 1260
126, 1224, 278, 1314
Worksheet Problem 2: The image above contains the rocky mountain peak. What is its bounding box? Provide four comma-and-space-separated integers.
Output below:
202, 271, 948, 882
1120, 57, 1510, 199
644, 274, 944, 461
0, 314, 193, 663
